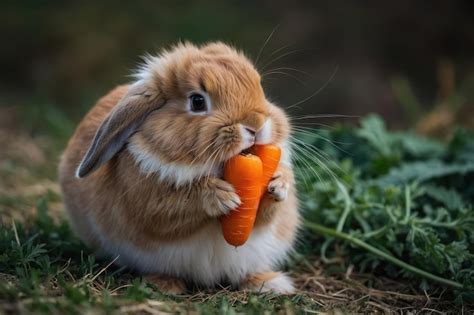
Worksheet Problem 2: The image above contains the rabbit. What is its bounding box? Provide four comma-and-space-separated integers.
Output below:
58, 42, 300, 294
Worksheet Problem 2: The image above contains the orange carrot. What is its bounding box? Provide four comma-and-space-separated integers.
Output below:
220, 153, 263, 246
251, 144, 282, 198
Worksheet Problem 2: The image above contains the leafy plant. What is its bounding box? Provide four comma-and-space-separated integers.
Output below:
298, 115, 474, 301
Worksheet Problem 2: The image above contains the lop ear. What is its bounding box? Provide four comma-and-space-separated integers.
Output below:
76, 82, 163, 178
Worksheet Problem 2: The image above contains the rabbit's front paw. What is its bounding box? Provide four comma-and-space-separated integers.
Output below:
267, 172, 289, 202
204, 178, 241, 217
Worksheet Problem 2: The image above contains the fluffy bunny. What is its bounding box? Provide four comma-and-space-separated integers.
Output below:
59, 42, 300, 294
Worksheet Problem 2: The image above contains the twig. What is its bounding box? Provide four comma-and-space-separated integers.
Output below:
336, 181, 352, 232
303, 221, 464, 289
403, 185, 411, 223
11, 219, 21, 246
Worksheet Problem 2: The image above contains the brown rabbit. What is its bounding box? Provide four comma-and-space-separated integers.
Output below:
59, 42, 300, 294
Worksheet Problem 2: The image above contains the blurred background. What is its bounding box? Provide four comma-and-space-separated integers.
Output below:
1, 1, 473, 138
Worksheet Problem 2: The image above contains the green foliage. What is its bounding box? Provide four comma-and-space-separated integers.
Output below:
299, 115, 474, 301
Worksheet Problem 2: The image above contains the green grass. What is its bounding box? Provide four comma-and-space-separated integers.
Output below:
1, 105, 474, 313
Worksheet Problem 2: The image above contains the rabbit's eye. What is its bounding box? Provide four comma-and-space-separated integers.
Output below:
189, 93, 207, 112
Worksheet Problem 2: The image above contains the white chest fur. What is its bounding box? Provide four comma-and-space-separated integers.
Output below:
127, 141, 220, 186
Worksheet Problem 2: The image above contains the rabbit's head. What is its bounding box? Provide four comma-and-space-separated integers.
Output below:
76, 42, 290, 185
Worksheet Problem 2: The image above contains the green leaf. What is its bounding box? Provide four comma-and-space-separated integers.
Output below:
423, 185, 465, 210
357, 115, 394, 156
373, 160, 474, 186
393, 132, 445, 158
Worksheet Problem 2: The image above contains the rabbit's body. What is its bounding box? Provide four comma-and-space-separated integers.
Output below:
59, 42, 300, 293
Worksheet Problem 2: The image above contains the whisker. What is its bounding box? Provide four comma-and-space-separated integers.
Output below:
259, 45, 293, 72
290, 141, 321, 177
291, 143, 328, 189
207, 150, 220, 179
255, 24, 280, 67
292, 140, 339, 170
261, 48, 317, 72
291, 138, 339, 186
189, 138, 217, 166
290, 133, 336, 160
263, 67, 313, 78
210, 150, 225, 179
205, 147, 223, 182
265, 44, 291, 60
291, 126, 335, 138
288, 140, 313, 188
292, 128, 352, 153
262, 71, 307, 86
302, 144, 341, 183
291, 134, 340, 168
290, 114, 359, 120
291, 121, 335, 130
198, 146, 219, 182
291, 136, 347, 179
286, 65, 339, 110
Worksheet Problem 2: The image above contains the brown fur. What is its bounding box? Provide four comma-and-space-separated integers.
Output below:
58, 42, 299, 291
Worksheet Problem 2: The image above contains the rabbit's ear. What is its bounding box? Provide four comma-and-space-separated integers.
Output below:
76, 82, 163, 178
